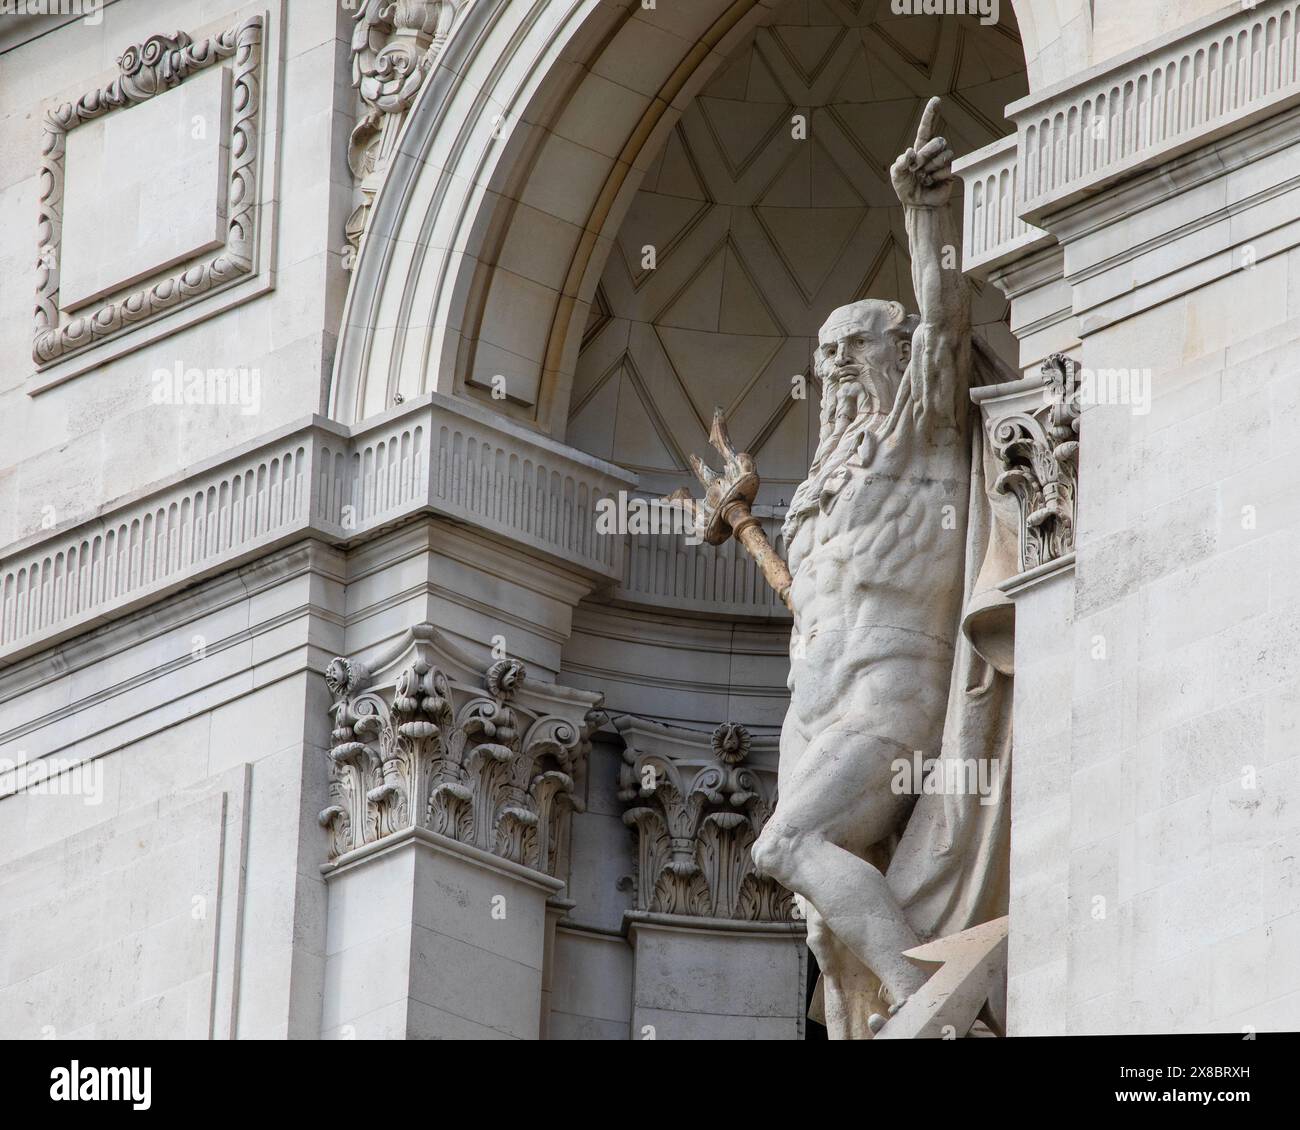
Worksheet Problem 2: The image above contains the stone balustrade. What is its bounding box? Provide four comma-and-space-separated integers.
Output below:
616, 510, 790, 618
1013, 0, 1300, 218
0, 393, 633, 661
0, 393, 800, 662
958, 0, 1300, 272
953, 135, 1049, 277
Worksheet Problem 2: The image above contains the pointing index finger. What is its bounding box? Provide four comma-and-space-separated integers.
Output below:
915, 96, 941, 149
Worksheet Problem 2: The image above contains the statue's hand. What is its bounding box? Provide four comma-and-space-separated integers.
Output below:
890, 96, 954, 209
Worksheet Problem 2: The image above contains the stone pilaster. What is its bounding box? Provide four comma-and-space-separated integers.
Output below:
972, 355, 1081, 1035
319, 623, 602, 1038
614, 717, 805, 1039
959, 0, 1300, 1035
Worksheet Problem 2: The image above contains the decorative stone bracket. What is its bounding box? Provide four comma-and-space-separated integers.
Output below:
987, 353, 1081, 576
321, 623, 602, 879
615, 717, 794, 923
344, 0, 466, 268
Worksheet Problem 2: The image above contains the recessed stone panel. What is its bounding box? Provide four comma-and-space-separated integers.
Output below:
58, 63, 231, 312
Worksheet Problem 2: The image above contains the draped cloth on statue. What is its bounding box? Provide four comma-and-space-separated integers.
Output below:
887, 411, 1019, 939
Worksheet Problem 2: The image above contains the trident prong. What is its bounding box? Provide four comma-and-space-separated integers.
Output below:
664, 407, 793, 611
688, 453, 720, 489
708, 408, 738, 462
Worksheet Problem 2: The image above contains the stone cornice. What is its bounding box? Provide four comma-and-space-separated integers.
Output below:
0, 539, 343, 750
957, 0, 1300, 280
1049, 100, 1300, 332
0, 393, 636, 664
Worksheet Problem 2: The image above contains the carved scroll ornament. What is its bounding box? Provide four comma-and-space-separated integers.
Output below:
343, 1, 466, 268
616, 718, 794, 922
320, 625, 601, 878
990, 353, 1081, 573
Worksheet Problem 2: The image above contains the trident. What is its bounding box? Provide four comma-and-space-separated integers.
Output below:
666, 407, 793, 611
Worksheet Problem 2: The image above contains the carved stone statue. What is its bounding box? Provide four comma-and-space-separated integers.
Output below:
673, 98, 1019, 1038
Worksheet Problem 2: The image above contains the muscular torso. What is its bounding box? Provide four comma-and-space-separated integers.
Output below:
783, 411, 971, 749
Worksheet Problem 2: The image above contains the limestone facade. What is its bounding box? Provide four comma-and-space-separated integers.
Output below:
2, 0, 1299, 1039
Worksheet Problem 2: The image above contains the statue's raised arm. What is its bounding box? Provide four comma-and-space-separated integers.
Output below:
889, 96, 972, 432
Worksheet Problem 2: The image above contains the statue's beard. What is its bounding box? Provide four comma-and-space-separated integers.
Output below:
817, 364, 897, 450
783, 364, 897, 541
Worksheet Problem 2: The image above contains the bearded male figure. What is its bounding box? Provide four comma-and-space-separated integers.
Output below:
692, 99, 1017, 1037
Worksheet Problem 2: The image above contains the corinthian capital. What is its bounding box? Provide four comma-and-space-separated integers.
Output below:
320, 624, 601, 878
615, 717, 794, 922
988, 353, 1081, 575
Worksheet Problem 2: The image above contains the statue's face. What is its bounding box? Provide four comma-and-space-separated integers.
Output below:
816, 306, 912, 417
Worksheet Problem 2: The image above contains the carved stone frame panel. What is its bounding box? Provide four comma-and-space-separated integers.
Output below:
28, 5, 281, 393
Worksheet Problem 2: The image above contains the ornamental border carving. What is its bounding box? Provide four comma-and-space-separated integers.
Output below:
33, 15, 265, 368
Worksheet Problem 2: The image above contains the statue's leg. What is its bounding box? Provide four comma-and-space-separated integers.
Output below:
753, 726, 927, 1005
806, 905, 882, 1039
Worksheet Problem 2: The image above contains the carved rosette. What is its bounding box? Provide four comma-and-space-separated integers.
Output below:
616, 719, 793, 922
344, 0, 465, 269
990, 353, 1081, 573
320, 626, 601, 879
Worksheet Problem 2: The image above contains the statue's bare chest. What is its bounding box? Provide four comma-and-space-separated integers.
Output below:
788, 437, 970, 581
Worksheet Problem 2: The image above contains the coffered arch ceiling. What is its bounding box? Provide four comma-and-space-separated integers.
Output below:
568, 0, 1029, 503
331, 0, 1049, 452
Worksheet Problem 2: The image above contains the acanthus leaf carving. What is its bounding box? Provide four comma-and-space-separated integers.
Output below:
320, 627, 599, 882
616, 718, 793, 922
990, 353, 1081, 574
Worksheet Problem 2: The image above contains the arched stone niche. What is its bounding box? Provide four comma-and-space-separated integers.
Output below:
331, 0, 1050, 453
332, 0, 781, 431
